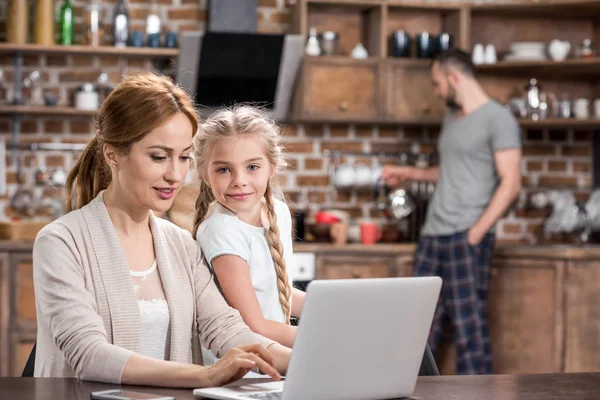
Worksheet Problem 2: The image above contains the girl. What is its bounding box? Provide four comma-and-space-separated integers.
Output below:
192, 105, 305, 358
32, 74, 290, 387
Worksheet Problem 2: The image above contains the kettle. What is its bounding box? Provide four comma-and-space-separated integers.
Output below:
374, 178, 416, 220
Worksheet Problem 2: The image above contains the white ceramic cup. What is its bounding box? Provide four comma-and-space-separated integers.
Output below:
472, 43, 485, 64
574, 98, 590, 119
484, 44, 497, 64
594, 99, 600, 118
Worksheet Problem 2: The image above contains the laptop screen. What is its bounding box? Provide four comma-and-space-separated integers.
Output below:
194, 32, 285, 109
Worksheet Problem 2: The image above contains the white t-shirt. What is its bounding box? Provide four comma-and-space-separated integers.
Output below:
196, 198, 295, 323
196, 198, 296, 366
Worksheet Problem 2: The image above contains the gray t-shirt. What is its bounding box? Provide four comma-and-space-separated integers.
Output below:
420, 100, 521, 236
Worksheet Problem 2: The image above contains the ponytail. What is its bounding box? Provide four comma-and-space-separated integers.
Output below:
65, 136, 110, 212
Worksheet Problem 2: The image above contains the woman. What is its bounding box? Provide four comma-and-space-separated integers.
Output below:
32, 73, 290, 388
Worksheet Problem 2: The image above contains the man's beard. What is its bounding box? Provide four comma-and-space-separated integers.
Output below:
445, 87, 462, 111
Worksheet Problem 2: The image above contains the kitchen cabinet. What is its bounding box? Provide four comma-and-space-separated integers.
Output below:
0, 252, 9, 376
0, 244, 36, 377
296, 242, 600, 375
385, 60, 444, 120
487, 258, 562, 374
317, 254, 393, 279
290, 1, 600, 127
292, 57, 380, 123
564, 260, 600, 373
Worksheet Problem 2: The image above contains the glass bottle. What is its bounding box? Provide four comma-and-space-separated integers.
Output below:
113, 0, 130, 48
60, 0, 74, 45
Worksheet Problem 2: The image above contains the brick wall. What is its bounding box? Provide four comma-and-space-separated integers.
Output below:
0, 0, 592, 244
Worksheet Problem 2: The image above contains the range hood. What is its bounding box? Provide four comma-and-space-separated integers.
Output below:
177, 0, 303, 122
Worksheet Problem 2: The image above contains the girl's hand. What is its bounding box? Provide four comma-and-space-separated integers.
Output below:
204, 344, 281, 387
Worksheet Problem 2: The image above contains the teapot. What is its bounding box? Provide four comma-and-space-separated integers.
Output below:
374, 178, 415, 220
548, 40, 571, 62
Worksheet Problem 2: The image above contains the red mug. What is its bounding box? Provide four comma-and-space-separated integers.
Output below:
360, 222, 382, 245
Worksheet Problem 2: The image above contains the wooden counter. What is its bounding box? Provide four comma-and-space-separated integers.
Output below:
2, 240, 600, 377
294, 242, 600, 259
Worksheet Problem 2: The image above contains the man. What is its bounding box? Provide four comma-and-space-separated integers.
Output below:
382, 49, 522, 375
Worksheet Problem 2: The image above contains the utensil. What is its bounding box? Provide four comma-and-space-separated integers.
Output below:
374, 178, 416, 221
389, 30, 410, 58
436, 33, 453, 56
416, 32, 435, 58
318, 31, 339, 56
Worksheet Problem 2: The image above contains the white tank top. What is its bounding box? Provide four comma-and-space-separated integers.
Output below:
130, 260, 170, 360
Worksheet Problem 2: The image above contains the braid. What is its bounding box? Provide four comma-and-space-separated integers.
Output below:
192, 180, 215, 238
264, 184, 292, 324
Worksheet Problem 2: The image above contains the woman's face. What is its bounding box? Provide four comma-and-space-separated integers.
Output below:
109, 112, 194, 214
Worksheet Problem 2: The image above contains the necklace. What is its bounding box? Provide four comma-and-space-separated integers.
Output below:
130, 260, 157, 293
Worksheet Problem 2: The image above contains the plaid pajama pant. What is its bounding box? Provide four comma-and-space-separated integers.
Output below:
414, 229, 495, 375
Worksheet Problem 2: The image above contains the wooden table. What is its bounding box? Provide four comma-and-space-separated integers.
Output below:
1, 373, 599, 399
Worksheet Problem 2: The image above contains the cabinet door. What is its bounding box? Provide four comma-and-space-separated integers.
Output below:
11, 253, 36, 331
0, 252, 9, 376
385, 61, 445, 120
294, 58, 380, 122
11, 336, 35, 377
565, 260, 600, 372
435, 257, 562, 375
488, 258, 562, 374
316, 255, 394, 280
394, 255, 414, 277
10, 253, 36, 377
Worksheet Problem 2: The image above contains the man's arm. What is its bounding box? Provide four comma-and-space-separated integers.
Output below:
381, 165, 440, 186
413, 166, 440, 183
468, 148, 522, 245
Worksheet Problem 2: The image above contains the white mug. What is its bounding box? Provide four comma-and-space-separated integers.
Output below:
594, 99, 600, 118
484, 44, 497, 64
472, 43, 485, 65
574, 98, 589, 119
335, 164, 355, 188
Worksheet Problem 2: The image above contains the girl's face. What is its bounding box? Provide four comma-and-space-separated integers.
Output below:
204, 135, 275, 226
108, 112, 194, 214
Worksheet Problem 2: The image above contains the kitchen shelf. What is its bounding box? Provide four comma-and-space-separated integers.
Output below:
306, 0, 384, 8
476, 58, 600, 79
289, 115, 443, 125
386, 58, 431, 67
0, 106, 97, 117
387, 1, 462, 11
0, 43, 179, 58
471, 0, 600, 17
306, 55, 380, 65
518, 118, 600, 129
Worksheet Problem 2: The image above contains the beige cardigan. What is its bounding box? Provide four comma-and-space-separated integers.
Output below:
32, 191, 274, 383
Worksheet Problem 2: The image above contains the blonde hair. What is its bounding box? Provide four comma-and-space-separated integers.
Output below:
65, 73, 200, 211
192, 105, 291, 323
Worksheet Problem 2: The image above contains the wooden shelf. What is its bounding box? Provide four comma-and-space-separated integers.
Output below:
2, 105, 599, 130
386, 58, 431, 67
305, 55, 380, 65
0, 106, 97, 116
476, 58, 600, 79
306, 0, 384, 7
471, 0, 600, 17
0, 43, 179, 58
387, 1, 462, 11
518, 118, 600, 129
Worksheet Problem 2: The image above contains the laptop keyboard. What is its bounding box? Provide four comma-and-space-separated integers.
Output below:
244, 392, 283, 400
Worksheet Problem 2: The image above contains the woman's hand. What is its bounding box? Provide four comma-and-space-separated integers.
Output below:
204, 344, 281, 387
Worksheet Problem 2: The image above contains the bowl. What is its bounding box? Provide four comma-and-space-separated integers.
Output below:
315, 211, 341, 224
308, 223, 332, 242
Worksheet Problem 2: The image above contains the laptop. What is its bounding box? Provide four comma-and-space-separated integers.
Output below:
193, 276, 442, 400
